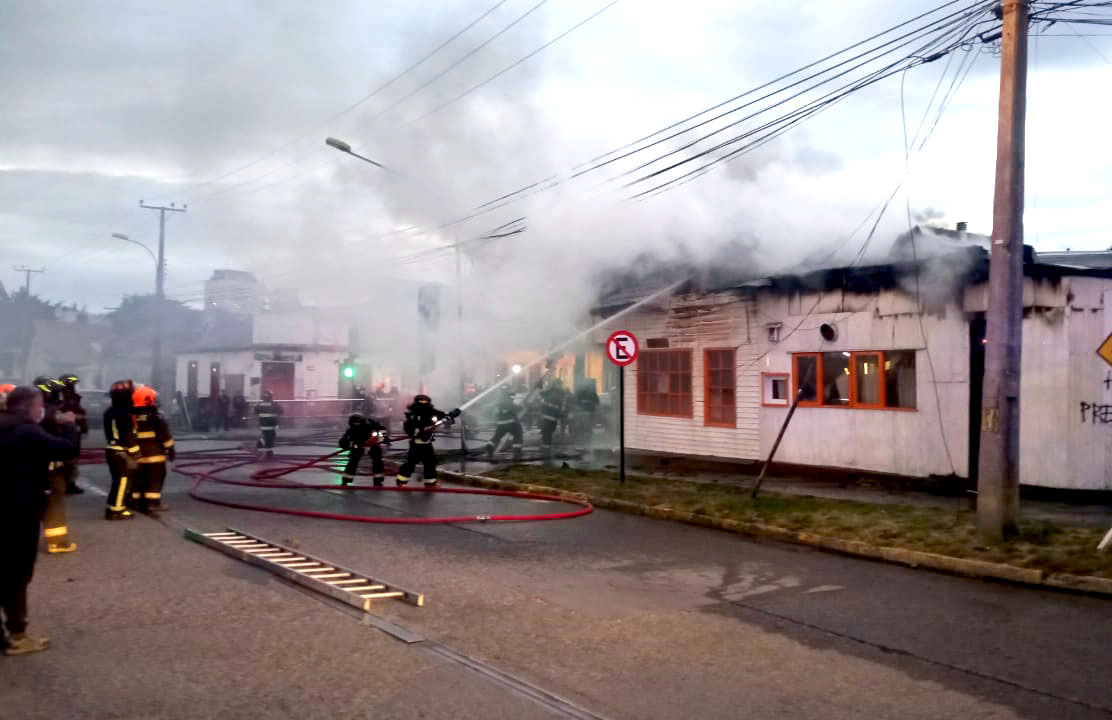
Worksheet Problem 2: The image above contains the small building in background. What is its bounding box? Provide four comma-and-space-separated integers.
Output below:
175, 310, 350, 429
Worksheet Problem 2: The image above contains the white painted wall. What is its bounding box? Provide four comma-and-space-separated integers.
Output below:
1023, 276, 1112, 490
598, 292, 762, 462
757, 289, 969, 479
175, 349, 346, 400
600, 273, 1112, 490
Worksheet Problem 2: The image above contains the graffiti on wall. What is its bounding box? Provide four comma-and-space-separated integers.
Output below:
1081, 402, 1112, 424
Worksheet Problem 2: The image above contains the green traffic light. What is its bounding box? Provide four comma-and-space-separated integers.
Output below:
343, 366, 355, 379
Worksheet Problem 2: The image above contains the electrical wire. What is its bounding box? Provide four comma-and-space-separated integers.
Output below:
624, 5, 995, 201
407, 0, 623, 124
142, 0, 514, 204
446, 1, 997, 225
365, 0, 550, 122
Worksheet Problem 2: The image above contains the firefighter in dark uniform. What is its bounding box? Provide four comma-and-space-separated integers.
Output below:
131, 385, 175, 515
485, 386, 523, 461
573, 379, 600, 448
539, 379, 567, 457
396, 395, 459, 487
103, 380, 140, 520
58, 374, 87, 495
338, 413, 388, 487
35, 377, 76, 554
255, 390, 282, 458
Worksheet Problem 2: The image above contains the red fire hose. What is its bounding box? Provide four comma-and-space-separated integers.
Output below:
161, 447, 593, 525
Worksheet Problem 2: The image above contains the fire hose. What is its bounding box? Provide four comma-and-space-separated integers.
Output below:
75, 430, 592, 524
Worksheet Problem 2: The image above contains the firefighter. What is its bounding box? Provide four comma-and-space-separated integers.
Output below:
539, 379, 567, 457
131, 385, 175, 515
35, 377, 76, 553
103, 380, 140, 520
338, 412, 388, 487
0, 383, 14, 410
255, 390, 282, 458
485, 386, 523, 462
58, 374, 87, 495
396, 394, 459, 487
573, 379, 600, 448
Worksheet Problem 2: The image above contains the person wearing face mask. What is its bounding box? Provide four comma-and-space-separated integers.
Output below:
0, 386, 79, 655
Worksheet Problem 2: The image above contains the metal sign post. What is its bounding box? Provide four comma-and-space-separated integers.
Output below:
606, 330, 639, 484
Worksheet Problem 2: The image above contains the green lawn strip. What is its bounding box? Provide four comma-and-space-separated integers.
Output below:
487, 465, 1112, 579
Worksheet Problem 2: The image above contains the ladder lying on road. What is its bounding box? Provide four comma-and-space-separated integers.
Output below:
185, 527, 424, 609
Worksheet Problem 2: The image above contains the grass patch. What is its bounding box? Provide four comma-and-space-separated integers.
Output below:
488, 465, 1112, 579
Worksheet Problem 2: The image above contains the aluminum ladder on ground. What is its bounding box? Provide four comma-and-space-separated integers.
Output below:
185, 527, 424, 609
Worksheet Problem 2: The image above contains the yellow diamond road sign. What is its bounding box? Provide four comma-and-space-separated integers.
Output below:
1098, 332, 1112, 367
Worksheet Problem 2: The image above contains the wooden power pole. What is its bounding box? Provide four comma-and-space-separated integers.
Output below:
977, 0, 1029, 543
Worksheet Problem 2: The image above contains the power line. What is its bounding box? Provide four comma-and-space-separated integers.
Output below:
408, 0, 623, 124
626, 6, 994, 201
366, 0, 550, 122
141, 0, 514, 204
576, 1, 987, 182
443, 1, 995, 226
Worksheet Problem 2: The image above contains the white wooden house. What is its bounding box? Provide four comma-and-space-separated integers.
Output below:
596, 247, 1112, 491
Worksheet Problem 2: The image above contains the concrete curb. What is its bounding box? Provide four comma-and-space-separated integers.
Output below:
439, 468, 1112, 598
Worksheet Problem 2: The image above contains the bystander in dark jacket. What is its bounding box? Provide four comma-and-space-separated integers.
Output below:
0, 386, 78, 655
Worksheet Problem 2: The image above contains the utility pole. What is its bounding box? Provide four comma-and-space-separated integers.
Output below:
138, 201, 187, 392
977, 0, 1028, 543
12, 266, 44, 294
454, 232, 467, 458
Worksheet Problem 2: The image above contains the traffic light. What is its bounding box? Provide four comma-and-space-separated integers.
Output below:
342, 362, 355, 379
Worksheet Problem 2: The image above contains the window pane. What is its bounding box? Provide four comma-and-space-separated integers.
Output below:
771, 377, 787, 400
795, 356, 818, 402
822, 353, 850, 406
885, 350, 917, 408
854, 353, 882, 405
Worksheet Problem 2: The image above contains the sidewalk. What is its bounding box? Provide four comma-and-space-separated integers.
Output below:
457, 441, 1112, 529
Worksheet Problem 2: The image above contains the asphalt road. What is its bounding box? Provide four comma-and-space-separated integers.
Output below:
7, 440, 1112, 719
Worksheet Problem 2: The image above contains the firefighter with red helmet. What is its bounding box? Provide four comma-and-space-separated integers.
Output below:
338, 412, 388, 487
0, 384, 15, 411
396, 394, 460, 487
131, 385, 175, 515
103, 380, 140, 520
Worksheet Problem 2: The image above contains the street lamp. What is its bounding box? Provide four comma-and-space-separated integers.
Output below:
325, 136, 468, 424
113, 231, 164, 391
112, 233, 157, 266
325, 136, 385, 169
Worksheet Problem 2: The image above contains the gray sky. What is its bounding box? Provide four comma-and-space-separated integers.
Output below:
1, 0, 1110, 314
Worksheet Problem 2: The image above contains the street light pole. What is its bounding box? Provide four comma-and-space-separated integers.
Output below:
137, 202, 186, 391
326, 137, 470, 451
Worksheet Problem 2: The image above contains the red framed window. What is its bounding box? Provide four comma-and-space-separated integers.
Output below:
637, 350, 693, 417
793, 351, 916, 410
704, 349, 736, 427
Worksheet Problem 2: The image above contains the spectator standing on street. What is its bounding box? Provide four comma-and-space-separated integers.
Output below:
0, 386, 79, 656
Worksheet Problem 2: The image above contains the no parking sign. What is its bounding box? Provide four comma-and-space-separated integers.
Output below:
606, 330, 638, 484
606, 330, 639, 367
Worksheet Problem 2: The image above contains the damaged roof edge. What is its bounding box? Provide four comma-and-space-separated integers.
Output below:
591, 245, 1112, 314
